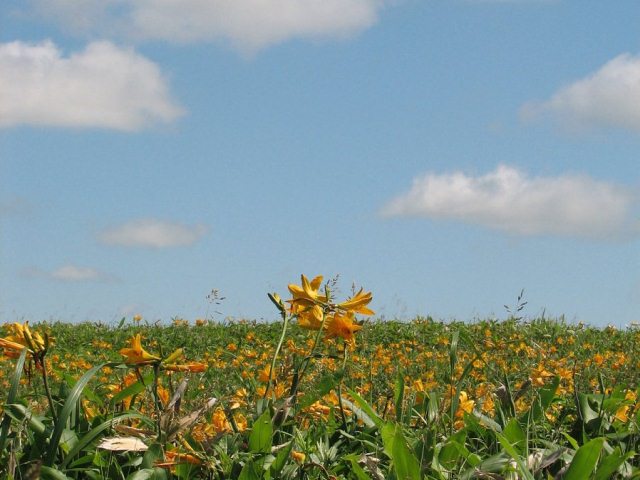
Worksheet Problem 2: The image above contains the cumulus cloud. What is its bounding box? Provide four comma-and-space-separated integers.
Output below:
0, 40, 184, 130
381, 165, 639, 239
22, 264, 116, 282
98, 218, 208, 248
29, 0, 383, 52
521, 53, 640, 133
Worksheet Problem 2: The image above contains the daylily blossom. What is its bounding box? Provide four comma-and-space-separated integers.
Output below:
119, 334, 161, 364
287, 274, 328, 313
283, 274, 374, 346
325, 311, 362, 345
336, 288, 375, 316
296, 305, 324, 330
163, 362, 207, 373
0, 322, 49, 360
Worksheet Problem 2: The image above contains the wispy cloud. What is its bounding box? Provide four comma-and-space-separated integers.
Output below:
521, 53, 640, 133
22, 264, 117, 282
381, 165, 639, 239
29, 0, 384, 52
0, 40, 184, 130
98, 218, 208, 248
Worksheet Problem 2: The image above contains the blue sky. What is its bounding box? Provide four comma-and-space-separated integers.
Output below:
1, 0, 638, 326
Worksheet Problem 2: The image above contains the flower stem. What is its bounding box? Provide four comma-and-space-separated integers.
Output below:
40, 356, 58, 424
336, 343, 349, 429
263, 309, 289, 401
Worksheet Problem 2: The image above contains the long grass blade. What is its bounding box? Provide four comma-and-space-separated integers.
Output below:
45, 362, 112, 466
0, 348, 28, 452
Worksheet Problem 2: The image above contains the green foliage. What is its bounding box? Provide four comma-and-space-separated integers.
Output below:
0, 317, 638, 478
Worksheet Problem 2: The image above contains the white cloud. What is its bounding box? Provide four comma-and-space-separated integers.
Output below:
30, 0, 384, 52
381, 165, 639, 239
22, 264, 116, 282
51, 265, 109, 281
521, 53, 640, 133
0, 40, 184, 130
98, 218, 208, 248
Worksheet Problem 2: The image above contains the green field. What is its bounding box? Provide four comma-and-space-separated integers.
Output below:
1, 314, 638, 479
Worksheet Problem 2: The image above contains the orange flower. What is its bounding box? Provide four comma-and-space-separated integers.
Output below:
287, 274, 328, 313
119, 334, 160, 364
325, 311, 362, 345
530, 364, 553, 387
163, 362, 207, 373
457, 391, 475, 416
0, 322, 49, 360
291, 451, 306, 463
156, 450, 203, 467
336, 288, 375, 316
296, 305, 324, 330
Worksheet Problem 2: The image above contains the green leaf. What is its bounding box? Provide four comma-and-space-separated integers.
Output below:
578, 393, 601, 425
109, 373, 154, 406
503, 418, 526, 454
340, 397, 377, 429
40, 466, 73, 480
382, 423, 421, 480
271, 440, 295, 476
4, 403, 47, 435
59, 428, 79, 454
564, 437, 605, 480
238, 461, 261, 480
0, 348, 28, 453
345, 387, 384, 429
471, 410, 502, 432
438, 441, 462, 470
459, 452, 511, 480
345, 454, 373, 480
439, 430, 467, 469
299, 370, 342, 409
562, 432, 580, 450
249, 409, 272, 454
45, 362, 112, 466
126, 469, 155, 480
394, 372, 405, 423
496, 432, 534, 480
594, 447, 634, 480
142, 443, 164, 469
527, 376, 560, 423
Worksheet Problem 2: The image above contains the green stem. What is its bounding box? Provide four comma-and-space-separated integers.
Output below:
336, 342, 349, 429
40, 356, 58, 424
263, 309, 290, 401
152, 363, 163, 440
289, 310, 329, 399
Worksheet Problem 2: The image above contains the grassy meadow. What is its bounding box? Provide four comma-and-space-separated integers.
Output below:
0, 276, 638, 479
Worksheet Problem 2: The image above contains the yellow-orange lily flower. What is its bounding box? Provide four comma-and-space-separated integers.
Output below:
325, 311, 362, 345
336, 288, 375, 316
163, 362, 208, 373
0, 336, 28, 354
119, 334, 160, 364
0, 322, 49, 359
296, 305, 324, 330
287, 274, 328, 312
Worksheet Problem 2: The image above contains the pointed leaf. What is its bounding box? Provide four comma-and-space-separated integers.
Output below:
248, 409, 272, 453
564, 437, 605, 480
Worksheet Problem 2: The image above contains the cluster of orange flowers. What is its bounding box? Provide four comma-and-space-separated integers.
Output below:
119, 333, 206, 373
0, 322, 49, 358
285, 274, 374, 345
